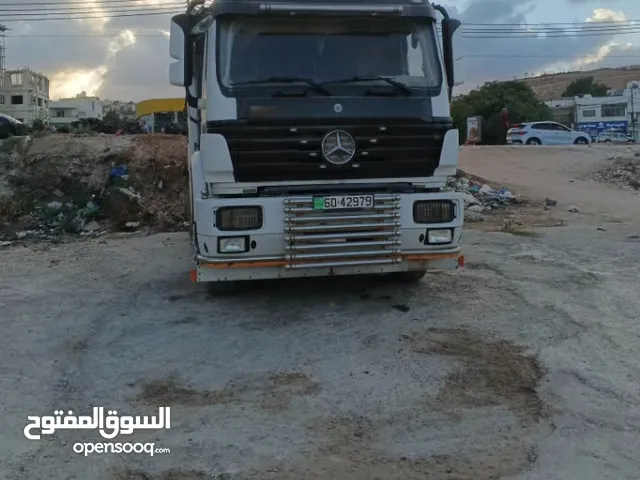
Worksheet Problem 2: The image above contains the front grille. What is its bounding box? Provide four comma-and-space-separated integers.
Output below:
207, 119, 450, 182
283, 194, 402, 269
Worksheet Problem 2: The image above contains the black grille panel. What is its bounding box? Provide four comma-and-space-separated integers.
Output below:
207, 119, 451, 182
413, 200, 455, 224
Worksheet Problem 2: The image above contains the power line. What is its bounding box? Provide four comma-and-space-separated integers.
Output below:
0, 7, 183, 16
463, 29, 640, 38
461, 25, 640, 33
463, 54, 640, 59
8, 33, 169, 38
0, 3, 184, 12
1, 9, 639, 34
2, 0, 169, 5
0, 10, 182, 22
463, 20, 639, 26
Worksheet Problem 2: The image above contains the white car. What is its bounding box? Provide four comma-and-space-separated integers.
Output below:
507, 121, 591, 146
597, 132, 635, 144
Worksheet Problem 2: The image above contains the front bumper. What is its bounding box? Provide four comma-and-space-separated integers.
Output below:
191, 192, 464, 283
191, 248, 464, 282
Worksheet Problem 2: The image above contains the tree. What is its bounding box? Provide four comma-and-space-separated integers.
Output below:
561, 76, 609, 98
102, 109, 122, 133
451, 80, 552, 145
31, 119, 46, 132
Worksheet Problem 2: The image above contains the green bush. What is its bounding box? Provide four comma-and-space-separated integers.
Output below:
452, 80, 553, 145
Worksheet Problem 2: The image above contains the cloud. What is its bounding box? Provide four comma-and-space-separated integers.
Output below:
1, 0, 638, 102
3, 0, 180, 100
586, 8, 627, 23
451, 3, 639, 92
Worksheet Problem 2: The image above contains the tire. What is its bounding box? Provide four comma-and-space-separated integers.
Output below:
388, 270, 427, 283
604, 139, 612, 144
526, 138, 541, 145
627, 140, 635, 144
574, 137, 589, 145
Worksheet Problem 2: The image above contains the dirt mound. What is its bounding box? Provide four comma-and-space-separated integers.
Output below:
593, 154, 640, 190
0, 133, 188, 240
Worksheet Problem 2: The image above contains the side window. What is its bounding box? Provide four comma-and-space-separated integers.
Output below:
552, 123, 570, 131
532, 123, 550, 130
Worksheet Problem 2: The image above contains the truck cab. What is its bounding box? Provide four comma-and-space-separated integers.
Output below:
169, 0, 464, 288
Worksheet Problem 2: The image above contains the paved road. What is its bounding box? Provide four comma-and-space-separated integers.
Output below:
1, 148, 640, 480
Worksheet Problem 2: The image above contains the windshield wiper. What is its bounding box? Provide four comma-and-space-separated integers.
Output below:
229, 76, 331, 96
321, 76, 412, 95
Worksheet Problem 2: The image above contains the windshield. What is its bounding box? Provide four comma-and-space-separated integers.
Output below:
216, 16, 442, 96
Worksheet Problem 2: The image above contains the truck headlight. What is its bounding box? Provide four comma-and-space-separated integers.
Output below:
413, 200, 455, 224
216, 206, 263, 231
427, 229, 453, 244
218, 236, 248, 254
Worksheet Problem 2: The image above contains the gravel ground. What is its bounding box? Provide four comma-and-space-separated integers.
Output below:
1, 146, 640, 480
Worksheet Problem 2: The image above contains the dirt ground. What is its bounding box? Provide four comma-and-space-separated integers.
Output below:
1, 145, 640, 480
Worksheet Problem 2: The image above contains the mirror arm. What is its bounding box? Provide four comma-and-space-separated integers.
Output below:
433, 4, 460, 101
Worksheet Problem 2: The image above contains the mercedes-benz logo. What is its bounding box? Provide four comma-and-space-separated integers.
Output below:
320, 130, 356, 165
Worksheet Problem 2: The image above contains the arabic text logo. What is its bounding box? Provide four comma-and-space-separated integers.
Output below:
24, 407, 170, 440
320, 130, 356, 165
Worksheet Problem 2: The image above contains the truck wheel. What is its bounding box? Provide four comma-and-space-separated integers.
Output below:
388, 270, 427, 282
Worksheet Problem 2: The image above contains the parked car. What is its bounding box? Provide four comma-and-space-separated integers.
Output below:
0, 113, 26, 139
507, 121, 591, 146
596, 132, 635, 144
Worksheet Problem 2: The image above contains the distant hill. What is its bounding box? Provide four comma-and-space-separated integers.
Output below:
521, 66, 640, 101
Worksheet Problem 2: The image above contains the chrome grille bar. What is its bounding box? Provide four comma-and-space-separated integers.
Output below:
283, 194, 402, 269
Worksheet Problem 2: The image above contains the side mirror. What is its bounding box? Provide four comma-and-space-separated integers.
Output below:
169, 14, 193, 87
441, 18, 461, 100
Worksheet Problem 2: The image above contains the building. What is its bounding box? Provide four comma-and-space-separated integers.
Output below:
0, 68, 50, 125
49, 91, 103, 126
544, 98, 575, 126
103, 99, 137, 121
545, 81, 640, 140
136, 98, 186, 133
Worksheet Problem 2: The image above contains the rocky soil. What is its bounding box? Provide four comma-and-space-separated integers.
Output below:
0, 133, 188, 243
1, 133, 548, 247
592, 152, 640, 191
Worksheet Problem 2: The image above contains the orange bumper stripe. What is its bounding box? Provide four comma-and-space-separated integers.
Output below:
199, 252, 461, 270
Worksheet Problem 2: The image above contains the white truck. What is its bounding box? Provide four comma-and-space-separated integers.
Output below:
169, 0, 464, 291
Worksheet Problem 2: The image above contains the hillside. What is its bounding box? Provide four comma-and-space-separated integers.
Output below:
521, 66, 640, 101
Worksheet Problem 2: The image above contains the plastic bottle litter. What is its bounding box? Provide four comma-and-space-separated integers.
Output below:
110, 165, 129, 181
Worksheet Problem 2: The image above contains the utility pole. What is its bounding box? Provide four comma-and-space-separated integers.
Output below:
631, 86, 636, 141
0, 24, 8, 76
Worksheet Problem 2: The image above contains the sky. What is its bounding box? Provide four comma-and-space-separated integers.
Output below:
2, 0, 640, 102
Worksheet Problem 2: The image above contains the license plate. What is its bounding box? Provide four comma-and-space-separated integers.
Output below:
312, 195, 374, 210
